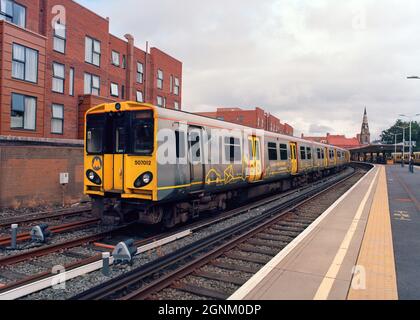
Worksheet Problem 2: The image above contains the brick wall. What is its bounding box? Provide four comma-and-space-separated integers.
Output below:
0, 138, 84, 208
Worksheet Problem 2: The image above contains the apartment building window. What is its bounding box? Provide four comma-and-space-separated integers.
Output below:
52, 62, 65, 93
51, 104, 64, 134
69, 68, 74, 96
174, 77, 180, 95
137, 62, 143, 83
157, 69, 163, 89
170, 75, 173, 93
53, 22, 66, 53
136, 91, 143, 103
122, 55, 126, 69
11, 93, 36, 130
0, 0, 25, 27
85, 36, 101, 66
111, 51, 120, 67
110, 82, 119, 97
84, 73, 100, 95
174, 101, 179, 110
12, 43, 38, 83
121, 85, 125, 99
157, 96, 163, 107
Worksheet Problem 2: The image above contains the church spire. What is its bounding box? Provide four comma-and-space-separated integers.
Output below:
360, 108, 371, 145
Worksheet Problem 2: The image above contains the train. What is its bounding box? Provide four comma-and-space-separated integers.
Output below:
84, 102, 351, 227
392, 152, 420, 165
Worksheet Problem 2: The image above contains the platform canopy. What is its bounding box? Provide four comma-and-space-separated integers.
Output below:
349, 144, 404, 155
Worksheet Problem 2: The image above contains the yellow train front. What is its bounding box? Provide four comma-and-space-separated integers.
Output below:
392, 152, 420, 165
84, 101, 350, 227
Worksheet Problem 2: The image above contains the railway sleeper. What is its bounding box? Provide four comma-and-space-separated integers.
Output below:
193, 270, 247, 286
173, 283, 230, 300
210, 261, 260, 274
238, 244, 279, 256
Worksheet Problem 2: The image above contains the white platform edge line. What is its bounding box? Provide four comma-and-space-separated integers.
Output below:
228, 165, 378, 300
0, 230, 192, 300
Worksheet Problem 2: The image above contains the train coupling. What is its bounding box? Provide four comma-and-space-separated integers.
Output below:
30, 224, 51, 243
112, 239, 137, 264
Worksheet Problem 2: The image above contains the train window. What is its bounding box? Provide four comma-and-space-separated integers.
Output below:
317, 148, 321, 159
87, 127, 103, 154
115, 127, 127, 153
268, 142, 278, 161
225, 137, 241, 162
175, 131, 186, 159
189, 131, 201, 161
279, 144, 288, 160
132, 111, 154, 155
306, 147, 312, 160
300, 146, 306, 160
86, 114, 105, 154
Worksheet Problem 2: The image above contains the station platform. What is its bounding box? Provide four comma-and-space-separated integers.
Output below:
230, 164, 420, 300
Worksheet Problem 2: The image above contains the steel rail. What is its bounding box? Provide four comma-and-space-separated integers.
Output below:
0, 207, 92, 229
0, 218, 100, 247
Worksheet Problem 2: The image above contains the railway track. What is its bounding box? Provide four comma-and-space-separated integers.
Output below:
0, 218, 100, 247
70, 164, 370, 300
0, 206, 92, 229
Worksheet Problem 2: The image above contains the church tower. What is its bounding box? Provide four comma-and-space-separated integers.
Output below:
360, 108, 371, 145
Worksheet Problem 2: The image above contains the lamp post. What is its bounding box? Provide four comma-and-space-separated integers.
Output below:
396, 125, 408, 167
394, 133, 402, 163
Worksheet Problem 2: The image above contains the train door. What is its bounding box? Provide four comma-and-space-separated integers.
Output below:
188, 126, 204, 191
324, 147, 328, 167
290, 142, 298, 175
247, 136, 263, 182
103, 113, 127, 193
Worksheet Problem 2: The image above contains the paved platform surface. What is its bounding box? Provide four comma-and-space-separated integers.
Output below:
387, 165, 420, 299
230, 165, 401, 300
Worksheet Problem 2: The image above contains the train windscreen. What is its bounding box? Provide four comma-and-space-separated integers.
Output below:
86, 114, 105, 154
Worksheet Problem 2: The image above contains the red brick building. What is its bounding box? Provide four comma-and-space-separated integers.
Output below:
301, 133, 361, 149
197, 107, 294, 136
0, 0, 182, 140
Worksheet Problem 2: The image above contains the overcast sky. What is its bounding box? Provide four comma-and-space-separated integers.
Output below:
77, 0, 420, 139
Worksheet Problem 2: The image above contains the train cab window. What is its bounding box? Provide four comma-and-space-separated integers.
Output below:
132, 111, 154, 155
306, 147, 312, 160
86, 114, 105, 154
268, 142, 278, 161
279, 144, 288, 160
225, 137, 241, 162
317, 148, 321, 159
300, 146, 306, 160
87, 127, 103, 154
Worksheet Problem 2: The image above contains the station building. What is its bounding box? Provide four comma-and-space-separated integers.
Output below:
197, 107, 294, 136
0, 0, 183, 140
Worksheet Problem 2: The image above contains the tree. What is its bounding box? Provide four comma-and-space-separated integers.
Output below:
381, 120, 420, 152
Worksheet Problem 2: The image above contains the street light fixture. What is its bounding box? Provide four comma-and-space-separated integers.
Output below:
396, 125, 409, 167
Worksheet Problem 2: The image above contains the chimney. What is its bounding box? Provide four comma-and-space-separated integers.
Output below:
124, 34, 135, 101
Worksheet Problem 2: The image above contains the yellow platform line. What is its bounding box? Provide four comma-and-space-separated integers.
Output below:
347, 166, 398, 300
313, 167, 380, 300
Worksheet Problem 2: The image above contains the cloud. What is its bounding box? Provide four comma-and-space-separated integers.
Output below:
77, 0, 420, 139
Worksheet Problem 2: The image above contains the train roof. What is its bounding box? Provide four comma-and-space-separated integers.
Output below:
86, 101, 349, 153
157, 106, 349, 152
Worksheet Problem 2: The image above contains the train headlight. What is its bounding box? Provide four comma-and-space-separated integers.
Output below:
134, 172, 153, 188
142, 173, 152, 184
86, 170, 102, 185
